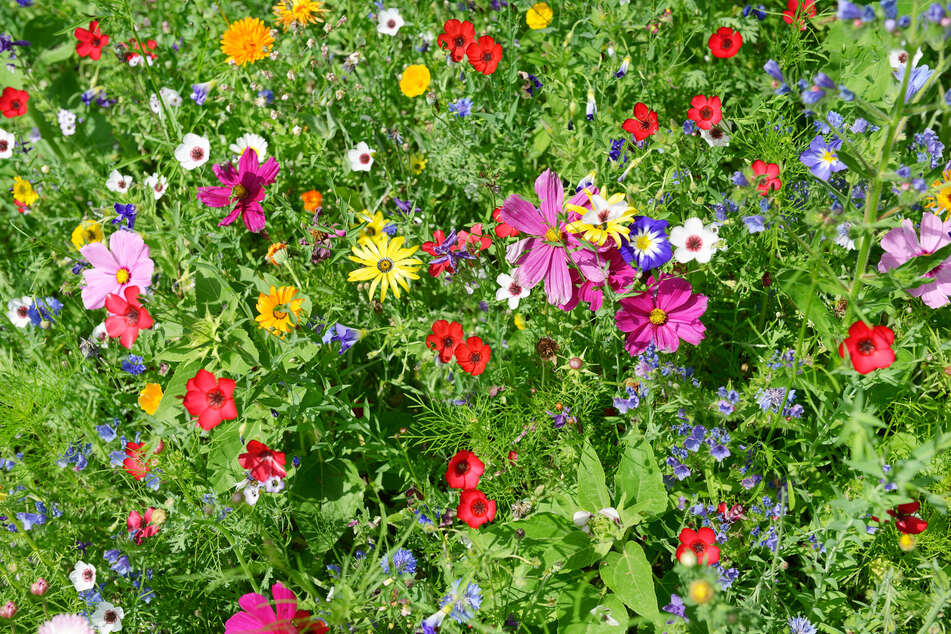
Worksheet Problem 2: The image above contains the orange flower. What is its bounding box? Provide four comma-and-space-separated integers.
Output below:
302, 189, 323, 212
138, 383, 163, 415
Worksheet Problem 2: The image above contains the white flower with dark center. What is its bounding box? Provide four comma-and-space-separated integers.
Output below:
174, 133, 210, 170
105, 170, 133, 194
263, 475, 285, 493
888, 48, 922, 72
160, 87, 182, 107
347, 141, 375, 172
700, 125, 730, 147
377, 8, 404, 36
495, 272, 530, 309
0, 128, 14, 159
68, 561, 96, 592
669, 217, 718, 264
6, 296, 33, 328
91, 602, 124, 633
229, 133, 268, 159
91, 322, 109, 346
144, 173, 168, 200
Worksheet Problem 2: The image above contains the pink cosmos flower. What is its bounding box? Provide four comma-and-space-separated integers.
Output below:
561, 247, 636, 312
225, 582, 322, 634
79, 231, 154, 310
615, 275, 708, 356
500, 169, 605, 306
877, 212, 951, 308
198, 147, 280, 233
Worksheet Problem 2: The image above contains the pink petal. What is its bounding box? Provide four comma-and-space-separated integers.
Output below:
270, 583, 297, 623
671, 293, 708, 322
80, 241, 118, 272
908, 281, 950, 308
565, 185, 598, 210
653, 324, 681, 352
623, 324, 653, 356
656, 277, 694, 312
544, 250, 572, 305
880, 220, 920, 261
81, 269, 119, 310
238, 147, 260, 175
109, 231, 149, 270
619, 292, 655, 315
570, 246, 606, 284
198, 186, 235, 208
515, 245, 554, 290
672, 320, 707, 346
505, 238, 531, 265
257, 157, 281, 184
218, 205, 242, 227
237, 592, 276, 625
224, 612, 266, 634
534, 169, 565, 226
919, 212, 951, 254
213, 162, 241, 186
501, 194, 547, 236
241, 203, 266, 233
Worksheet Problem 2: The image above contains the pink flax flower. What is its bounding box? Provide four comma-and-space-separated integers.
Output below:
198, 147, 280, 233
225, 582, 326, 634
615, 275, 708, 356
500, 169, 605, 306
127, 507, 160, 545
877, 212, 951, 308
79, 231, 154, 310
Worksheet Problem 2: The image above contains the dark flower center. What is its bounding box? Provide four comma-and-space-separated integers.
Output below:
597, 210, 610, 223
125, 307, 140, 324
359, 153, 371, 164
387, 19, 396, 28
639, 119, 651, 130
470, 352, 481, 362
482, 52, 493, 62
93, 38, 102, 47
699, 106, 712, 119
710, 128, 723, 139
454, 460, 469, 475
190, 147, 204, 161
692, 542, 705, 554
0, 141, 7, 151
377, 258, 393, 273
207, 389, 225, 408
16, 306, 27, 317
856, 338, 876, 355
472, 499, 487, 515
10, 100, 21, 110
455, 36, 465, 47
898, 52, 908, 63
105, 611, 117, 623
83, 569, 93, 581
686, 235, 703, 251
720, 38, 732, 50
233, 184, 249, 200
508, 282, 522, 295
442, 336, 456, 349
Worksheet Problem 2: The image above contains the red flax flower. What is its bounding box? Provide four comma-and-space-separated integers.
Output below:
457, 489, 496, 528
0, 87, 29, 119
104, 285, 154, 349
457, 223, 492, 254
445, 450, 485, 489
127, 508, 160, 545
184, 369, 238, 431
621, 102, 659, 142
887, 501, 928, 535
707, 27, 742, 58
455, 336, 491, 376
687, 95, 722, 131
75, 20, 110, 60
838, 322, 896, 375
751, 160, 782, 196
123, 441, 159, 480
437, 19, 475, 62
675, 527, 720, 565
466, 36, 503, 75
492, 207, 519, 238
238, 440, 287, 482
426, 320, 464, 363
783, 0, 817, 30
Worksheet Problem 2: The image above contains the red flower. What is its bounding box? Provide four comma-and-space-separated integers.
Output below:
707, 27, 742, 58
621, 102, 659, 142
466, 35, 503, 75
686, 95, 722, 131
0, 87, 29, 119
123, 442, 156, 480
127, 507, 160, 544
104, 285, 154, 349
455, 336, 491, 376
123, 38, 157, 65
75, 20, 109, 61
887, 501, 928, 535
751, 160, 782, 196
421, 230, 458, 277
675, 527, 720, 565
183, 369, 238, 431
238, 440, 287, 482
437, 19, 475, 63
456, 489, 497, 529
838, 322, 896, 375
457, 223, 492, 254
492, 207, 519, 238
782, 0, 817, 30
445, 450, 485, 489
426, 320, 464, 363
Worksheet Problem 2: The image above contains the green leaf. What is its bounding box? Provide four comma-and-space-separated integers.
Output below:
600, 541, 660, 622
578, 440, 612, 512
614, 439, 667, 521
289, 459, 365, 557
557, 579, 629, 632
775, 267, 837, 348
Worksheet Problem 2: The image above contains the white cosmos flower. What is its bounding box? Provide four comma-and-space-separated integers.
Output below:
144, 173, 168, 200
6, 296, 33, 328
91, 602, 125, 633
0, 128, 14, 159
669, 217, 719, 264
68, 561, 96, 592
377, 8, 404, 36
105, 170, 133, 194
347, 141, 375, 172
495, 272, 530, 309
174, 133, 210, 170
229, 133, 268, 159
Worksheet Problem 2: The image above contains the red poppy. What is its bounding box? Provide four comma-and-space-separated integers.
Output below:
686, 95, 722, 131
127, 507, 160, 544
426, 320, 464, 363
675, 527, 720, 565
707, 27, 742, 58
123, 442, 155, 480
838, 322, 896, 375
456, 489, 497, 529
466, 35, 503, 75
455, 336, 491, 376
457, 223, 492, 254
492, 207, 519, 238
75, 20, 110, 61
0, 87, 29, 119
238, 440, 287, 482
183, 368, 238, 431
887, 501, 928, 535
621, 102, 659, 142
421, 230, 459, 277
445, 450, 485, 489
782, 0, 817, 30
437, 19, 475, 63
751, 160, 782, 196
104, 285, 154, 349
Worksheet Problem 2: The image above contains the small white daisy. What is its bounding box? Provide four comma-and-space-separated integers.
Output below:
347, 141, 375, 172
229, 133, 268, 159
377, 8, 404, 36
105, 170, 133, 194
174, 133, 210, 170
495, 272, 530, 309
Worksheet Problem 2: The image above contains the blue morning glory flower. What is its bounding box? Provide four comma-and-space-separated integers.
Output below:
619, 216, 672, 271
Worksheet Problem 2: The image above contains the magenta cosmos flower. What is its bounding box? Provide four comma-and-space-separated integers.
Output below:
615, 275, 708, 356
79, 231, 154, 310
500, 169, 605, 306
197, 147, 280, 233
877, 212, 951, 309
225, 582, 316, 634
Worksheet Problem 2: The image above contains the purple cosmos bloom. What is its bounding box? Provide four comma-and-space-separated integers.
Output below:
799, 135, 847, 182
619, 216, 672, 271
197, 147, 280, 233
321, 323, 361, 354
877, 212, 951, 308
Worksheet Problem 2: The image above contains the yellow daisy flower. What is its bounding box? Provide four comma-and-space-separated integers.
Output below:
138, 383, 164, 415
71, 220, 104, 251
12, 176, 38, 206
410, 154, 427, 175
924, 169, 951, 220
220, 17, 275, 66
348, 236, 421, 302
357, 210, 388, 245
273, 0, 328, 30
256, 285, 304, 336
565, 189, 636, 247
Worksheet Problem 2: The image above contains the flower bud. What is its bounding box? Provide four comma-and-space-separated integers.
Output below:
569, 357, 583, 370
898, 533, 916, 552
678, 550, 698, 567
30, 578, 49, 596
688, 579, 714, 604
0, 601, 16, 618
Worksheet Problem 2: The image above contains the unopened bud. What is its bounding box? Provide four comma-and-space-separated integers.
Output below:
31, 578, 49, 596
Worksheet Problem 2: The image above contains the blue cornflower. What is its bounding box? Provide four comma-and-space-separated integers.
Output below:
381, 549, 417, 575
257, 89, 274, 105
743, 215, 766, 234
851, 118, 869, 134
448, 97, 473, 117
608, 138, 627, 162
382, 222, 397, 236
122, 354, 146, 375
881, 0, 898, 18
788, 615, 817, 634
924, 3, 946, 22
27, 297, 63, 325
112, 203, 137, 229
800, 135, 847, 182
619, 216, 672, 271
57, 441, 92, 471
96, 424, 117, 442
17, 501, 48, 530
191, 82, 212, 105
322, 323, 361, 354
716, 565, 740, 589
442, 580, 482, 624
682, 119, 696, 135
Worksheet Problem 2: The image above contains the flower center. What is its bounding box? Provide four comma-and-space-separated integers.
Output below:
10, 100, 21, 110
105, 611, 117, 623
692, 542, 705, 554
720, 38, 732, 50
472, 499, 487, 515
470, 352, 481, 362
273, 310, 287, 320
508, 282, 522, 295
686, 235, 703, 251
85, 229, 98, 241
377, 258, 393, 273
482, 52, 493, 62
639, 119, 651, 130
359, 153, 371, 164
455, 36, 465, 47
543, 226, 561, 242
387, 19, 396, 28
710, 128, 723, 139
597, 209, 610, 223
116, 268, 131, 284
635, 234, 652, 250
190, 147, 204, 161
16, 306, 27, 317
820, 150, 837, 164
700, 106, 712, 119
93, 38, 102, 47
0, 141, 7, 151
232, 184, 249, 200
442, 336, 456, 349
856, 338, 876, 355
648, 308, 668, 325
454, 460, 469, 475
125, 307, 140, 324
898, 52, 908, 63
207, 389, 225, 408
118, 180, 127, 189
83, 569, 93, 581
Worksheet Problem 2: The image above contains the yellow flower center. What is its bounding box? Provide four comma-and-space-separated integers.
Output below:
377, 258, 393, 273
820, 150, 837, 164
544, 226, 561, 242
233, 184, 249, 200
648, 308, 668, 325
273, 310, 287, 319
116, 268, 131, 284
635, 235, 652, 250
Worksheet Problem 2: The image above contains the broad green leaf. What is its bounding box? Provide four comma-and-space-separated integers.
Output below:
600, 541, 660, 622
578, 440, 612, 512
615, 439, 667, 520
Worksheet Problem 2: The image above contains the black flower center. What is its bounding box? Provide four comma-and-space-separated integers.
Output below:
125, 307, 140, 324
482, 52, 493, 62
455, 36, 465, 47
720, 38, 732, 50
208, 389, 225, 408
454, 460, 469, 475
190, 147, 204, 161
856, 338, 876, 355
472, 500, 487, 515
700, 106, 712, 119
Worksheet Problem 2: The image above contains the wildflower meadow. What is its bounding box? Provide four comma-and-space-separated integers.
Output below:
3, 0, 951, 632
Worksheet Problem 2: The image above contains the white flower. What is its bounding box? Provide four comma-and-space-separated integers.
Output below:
0, 128, 14, 159
144, 173, 168, 200
105, 170, 133, 194
263, 475, 285, 493
669, 217, 719, 264
91, 322, 109, 346
598, 507, 621, 525
174, 133, 210, 170
91, 602, 124, 633
6, 296, 33, 328
229, 133, 268, 159
888, 48, 922, 72
234, 479, 261, 506
377, 8, 404, 36
572, 511, 592, 527
835, 222, 855, 250
700, 125, 730, 147
57, 109, 77, 137
495, 272, 530, 309
585, 90, 596, 120
37, 614, 96, 634
579, 192, 629, 227
576, 170, 596, 192
68, 561, 96, 592
160, 87, 182, 107
347, 141, 375, 172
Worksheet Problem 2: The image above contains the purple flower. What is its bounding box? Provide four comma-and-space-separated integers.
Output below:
837, 0, 864, 19
683, 426, 706, 452
112, 203, 137, 230
448, 97, 473, 117
197, 148, 280, 233
895, 64, 933, 102
743, 215, 766, 234
547, 407, 574, 429
666, 457, 691, 480
709, 444, 731, 462
322, 323, 361, 354
619, 216, 672, 271
662, 594, 688, 623
191, 82, 212, 105
799, 135, 847, 182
